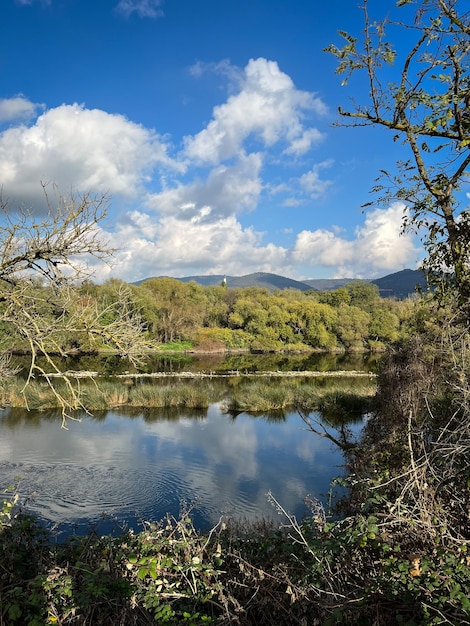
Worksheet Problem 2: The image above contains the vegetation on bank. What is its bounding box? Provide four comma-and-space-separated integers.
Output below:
1, 274, 419, 364
0, 375, 376, 414
2, 377, 469, 626
80, 275, 418, 353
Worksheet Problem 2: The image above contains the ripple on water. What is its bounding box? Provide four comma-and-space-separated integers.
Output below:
1, 458, 218, 529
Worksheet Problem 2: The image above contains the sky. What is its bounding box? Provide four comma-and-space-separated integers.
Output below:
0, 0, 427, 283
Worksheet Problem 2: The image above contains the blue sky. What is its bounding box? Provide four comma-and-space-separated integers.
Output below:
0, 0, 425, 282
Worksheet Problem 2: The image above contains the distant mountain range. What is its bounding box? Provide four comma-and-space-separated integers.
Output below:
136, 268, 429, 299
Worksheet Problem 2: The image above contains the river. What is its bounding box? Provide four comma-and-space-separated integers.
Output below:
0, 354, 374, 539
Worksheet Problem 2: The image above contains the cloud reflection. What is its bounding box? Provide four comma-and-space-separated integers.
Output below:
0, 404, 345, 534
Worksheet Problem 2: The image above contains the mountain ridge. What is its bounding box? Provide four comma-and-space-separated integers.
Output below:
135, 268, 428, 299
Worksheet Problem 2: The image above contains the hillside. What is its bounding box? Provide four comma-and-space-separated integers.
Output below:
138, 273, 314, 291
371, 268, 429, 298
137, 269, 428, 299
303, 278, 353, 291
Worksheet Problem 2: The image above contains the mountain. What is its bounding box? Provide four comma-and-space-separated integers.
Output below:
136, 269, 428, 299
223, 272, 313, 291
303, 278, 354, 291
371, 268, 429, 299
137, 272, 314, 291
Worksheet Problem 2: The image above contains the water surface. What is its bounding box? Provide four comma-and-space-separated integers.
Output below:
0, 403, 350, 538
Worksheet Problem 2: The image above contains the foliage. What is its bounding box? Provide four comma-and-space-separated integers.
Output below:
2, 478, 469, 626
0, 374, 376, 413
192, 327, 252, 351
127, 278, 416, 352
326, 0, 470, 308
223, 376, 375, 416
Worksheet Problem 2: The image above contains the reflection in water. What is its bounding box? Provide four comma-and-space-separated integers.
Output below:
0, 403, 354, 539
12, 351, 380, 379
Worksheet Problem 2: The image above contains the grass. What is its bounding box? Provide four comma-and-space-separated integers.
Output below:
223, 376, 376, 415
0, 375, 376, 415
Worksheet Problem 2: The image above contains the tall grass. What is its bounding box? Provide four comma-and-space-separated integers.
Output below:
223, 377, 376, 414
0, 375, 376, 414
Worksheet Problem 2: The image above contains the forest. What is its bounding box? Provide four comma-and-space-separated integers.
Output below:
1, 274, 422, 359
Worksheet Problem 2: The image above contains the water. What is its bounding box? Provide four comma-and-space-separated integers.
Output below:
0, 403, 353, 539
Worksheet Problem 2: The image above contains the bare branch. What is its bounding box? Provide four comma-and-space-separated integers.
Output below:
0, 186, 150, 423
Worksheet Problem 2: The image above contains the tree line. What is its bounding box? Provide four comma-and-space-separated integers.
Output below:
49, 275, 420, 355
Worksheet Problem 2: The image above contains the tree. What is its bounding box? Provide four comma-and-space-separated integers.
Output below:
326, 0, 470, 567
137, 277, 205, 343
0, 187, 146, 422
334, 304, 370, 349
326, 0, 470, 309
345, 280, 380, 311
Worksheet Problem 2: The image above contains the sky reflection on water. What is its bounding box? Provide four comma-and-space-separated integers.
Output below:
0, 403, 349, 538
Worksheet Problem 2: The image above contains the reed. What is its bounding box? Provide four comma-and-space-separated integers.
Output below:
129, 382, 212, 409
224, 377, 376, 414
129, 383, 167, 407
0, 375, 376, 414
0, 380, 74, 411
82, 381, 130, 409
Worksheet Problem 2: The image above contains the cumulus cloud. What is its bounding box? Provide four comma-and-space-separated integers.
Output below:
0, 103, 178, 208
147, 152, 263, 220
97, 202, 420, 282
184, 58, 326, 164
0, 56, 421, 282
0, 96, 40, 123
188, 59, 242, 85
292, 203, 421, 278
89, 210, 288, 282
298, 159, 334, 199
115, 0, 164, 18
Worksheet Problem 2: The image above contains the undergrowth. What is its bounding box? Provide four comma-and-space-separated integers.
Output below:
1, 484, 468, 626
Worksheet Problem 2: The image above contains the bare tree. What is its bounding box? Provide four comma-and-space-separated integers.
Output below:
325, 0, 470, 551
0, 186, 147, 423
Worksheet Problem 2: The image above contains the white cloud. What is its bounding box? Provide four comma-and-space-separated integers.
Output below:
0, 96, 41, 123
91, 212, 288, 283
0, 58, 421, 283
292, 203, 422, 278
115, 0, 164, 18
147, 152, 263, 220
0, 103, 178, 207
188, 59, 242, 85
298, 159, 334, 199
184, 58, 326, 164
85, 203, 422, 283
284, 128, 324, 157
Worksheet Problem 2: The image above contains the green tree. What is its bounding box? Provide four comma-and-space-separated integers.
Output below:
368, 306, 400, 343
138, 278, 205, 343
345, 281, 380, 311
201, 286, 230, 328
285, 300, 337, 349
334, 304, 370, 350
317, 286, 351, 308
326, 0, 470, 309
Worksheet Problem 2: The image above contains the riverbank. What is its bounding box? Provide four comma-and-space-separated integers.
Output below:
2, 481, 468, 626
44, 368, 376, 379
